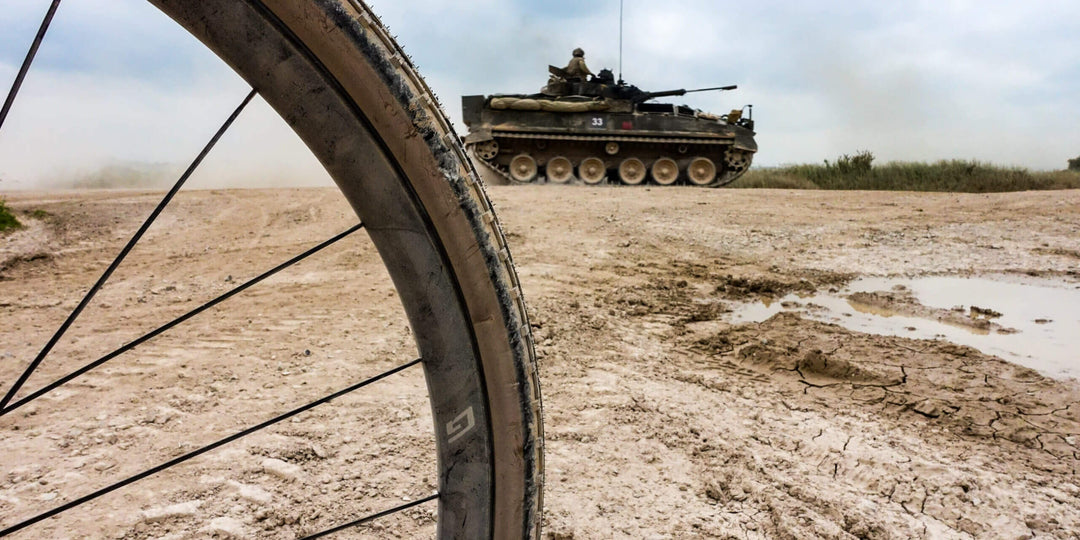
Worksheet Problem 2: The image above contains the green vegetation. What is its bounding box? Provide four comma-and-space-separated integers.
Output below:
732, 151, 1080, 192
1069, 156, 1080, 171
0, 198, 22, 232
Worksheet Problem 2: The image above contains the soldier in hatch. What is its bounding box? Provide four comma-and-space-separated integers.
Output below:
564, 48, 593, 80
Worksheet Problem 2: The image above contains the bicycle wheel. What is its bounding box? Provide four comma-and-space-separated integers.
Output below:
158, 1, 542, 537
4, 0, 542, 538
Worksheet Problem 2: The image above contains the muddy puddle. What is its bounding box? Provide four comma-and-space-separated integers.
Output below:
729, 275, 1080, 380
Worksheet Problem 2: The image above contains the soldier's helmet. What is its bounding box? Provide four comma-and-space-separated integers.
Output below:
572, 48, 585, 57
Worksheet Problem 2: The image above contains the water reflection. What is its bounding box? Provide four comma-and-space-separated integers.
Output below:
727, 275, 1080, 380
845, 298, 994, 336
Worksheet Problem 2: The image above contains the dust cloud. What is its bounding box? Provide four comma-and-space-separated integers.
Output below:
0, 72, 332, 191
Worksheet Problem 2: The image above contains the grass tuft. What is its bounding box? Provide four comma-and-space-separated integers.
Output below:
0, 198, 22, 232
732, 152, 1080, 192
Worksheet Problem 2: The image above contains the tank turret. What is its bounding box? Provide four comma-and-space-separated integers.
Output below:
461, 60, 757, 187
541, 66, 739, 104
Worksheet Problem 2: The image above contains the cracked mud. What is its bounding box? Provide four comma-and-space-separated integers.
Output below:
1, 186, 1079, 539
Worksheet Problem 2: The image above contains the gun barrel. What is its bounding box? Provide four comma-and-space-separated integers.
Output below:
643, 89, 688, 99
685, 85, 737, 93
636, 85, 738, 102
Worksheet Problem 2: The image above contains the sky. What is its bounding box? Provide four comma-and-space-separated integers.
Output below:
0, 0, 1078, 189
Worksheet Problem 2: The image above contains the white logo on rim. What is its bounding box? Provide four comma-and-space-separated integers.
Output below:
446, 406, 476, 444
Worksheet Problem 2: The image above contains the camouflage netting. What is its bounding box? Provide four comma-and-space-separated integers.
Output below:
489, 96, 610, 113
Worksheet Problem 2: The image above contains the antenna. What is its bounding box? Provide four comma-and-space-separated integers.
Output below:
618, 0, 624, 84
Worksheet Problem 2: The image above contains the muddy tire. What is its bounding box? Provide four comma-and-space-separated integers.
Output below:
150, 1, 543, 538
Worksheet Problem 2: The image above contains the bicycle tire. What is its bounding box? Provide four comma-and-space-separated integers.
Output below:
147, 1, 543, 538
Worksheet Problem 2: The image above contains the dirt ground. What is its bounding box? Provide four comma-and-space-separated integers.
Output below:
1, 186, 1079, 539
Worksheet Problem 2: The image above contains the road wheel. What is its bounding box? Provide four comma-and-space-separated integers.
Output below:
650, 157, 679, 185
618, 157, 646, 185
545, 156, 573, 184
509, 153, 539, 183
687, 157, 717, 186
578, 157, 607, 185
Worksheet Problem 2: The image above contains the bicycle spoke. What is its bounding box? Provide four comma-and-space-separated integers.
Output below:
0, 88, 257, 410
0, 357, 423, 537
299, 493, 440, 540
0, 0, 61, 132
0, 222, 364, 417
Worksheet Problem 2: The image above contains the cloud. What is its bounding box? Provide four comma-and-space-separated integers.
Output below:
372, 0, 1079, 169
2, 0, 1079, 189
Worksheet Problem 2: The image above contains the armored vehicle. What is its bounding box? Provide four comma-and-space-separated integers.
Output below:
461, 65, 757, 187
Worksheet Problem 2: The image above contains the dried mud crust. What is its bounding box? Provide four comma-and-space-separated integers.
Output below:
3, 187, 1080, 539
713, 313, 1079, 450
682, 314, 1080, 538
492, 186, 1080, 539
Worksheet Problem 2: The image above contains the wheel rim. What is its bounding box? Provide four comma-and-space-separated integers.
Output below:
618, 158, 646, 185
687, 157, 717, 186
604, 142, 619, 155
0, 1, 543, 539
545, 156, 573, 184
578, 157, 607, 185
510, 154, 539, 183
140, 1, 549, 535
651, 157, 679, 185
